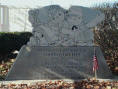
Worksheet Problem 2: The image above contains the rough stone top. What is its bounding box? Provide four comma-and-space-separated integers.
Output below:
27, 5, 104, 46
29, 5, 104, 28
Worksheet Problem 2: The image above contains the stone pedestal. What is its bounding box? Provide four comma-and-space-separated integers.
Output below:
6, 45, 112, 80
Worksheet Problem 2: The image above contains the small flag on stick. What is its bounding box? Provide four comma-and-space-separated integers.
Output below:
93, 47, 99, 79
93, 55, 99, 72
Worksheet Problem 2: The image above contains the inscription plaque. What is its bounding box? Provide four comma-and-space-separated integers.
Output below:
6, 46, 112, 80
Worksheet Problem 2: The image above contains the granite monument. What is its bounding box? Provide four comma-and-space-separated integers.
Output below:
6, 5, 112, 80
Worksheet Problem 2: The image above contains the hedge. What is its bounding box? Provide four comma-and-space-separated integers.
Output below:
0, 32, 32, 57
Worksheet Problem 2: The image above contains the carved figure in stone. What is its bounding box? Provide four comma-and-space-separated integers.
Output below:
27, 5, 105, 46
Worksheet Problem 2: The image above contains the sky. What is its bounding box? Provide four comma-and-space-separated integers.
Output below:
0, 0, 118, 8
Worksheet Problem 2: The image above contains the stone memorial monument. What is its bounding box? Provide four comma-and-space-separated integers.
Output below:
6, 5, 112, 80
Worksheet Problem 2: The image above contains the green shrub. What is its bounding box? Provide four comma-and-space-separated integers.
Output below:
0, 32, 32, 61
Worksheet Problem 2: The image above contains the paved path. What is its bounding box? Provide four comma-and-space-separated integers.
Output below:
0, 77, 118, 84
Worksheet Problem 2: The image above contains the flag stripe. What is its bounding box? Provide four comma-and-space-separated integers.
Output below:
93, 55, 99, 72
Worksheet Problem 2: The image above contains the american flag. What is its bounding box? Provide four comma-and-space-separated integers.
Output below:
93, 55, 99, 72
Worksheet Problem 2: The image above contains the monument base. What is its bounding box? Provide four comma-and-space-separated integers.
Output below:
6, 45, 112, 80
